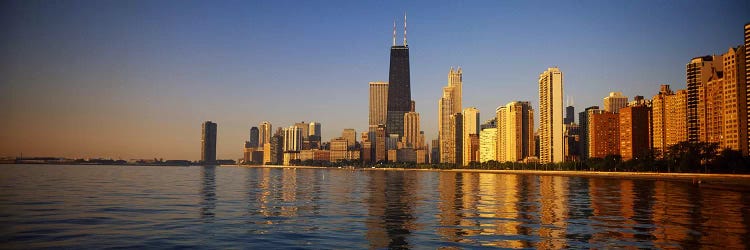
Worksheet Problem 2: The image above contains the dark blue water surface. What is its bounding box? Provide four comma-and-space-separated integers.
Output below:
1, 164, 749, 249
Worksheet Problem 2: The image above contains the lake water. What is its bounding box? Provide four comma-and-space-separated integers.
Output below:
1, 164, 748, 249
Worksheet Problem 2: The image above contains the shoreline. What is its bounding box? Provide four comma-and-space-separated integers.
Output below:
233, 164, 750, 186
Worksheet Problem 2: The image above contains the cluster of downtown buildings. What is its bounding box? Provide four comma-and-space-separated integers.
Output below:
200, 22, 750, 166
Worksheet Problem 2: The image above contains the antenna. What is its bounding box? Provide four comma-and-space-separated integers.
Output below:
392, 19, 396, 46
403, 12, 407, 46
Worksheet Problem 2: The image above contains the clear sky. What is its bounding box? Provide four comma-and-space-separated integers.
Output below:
1, 0, 748, 160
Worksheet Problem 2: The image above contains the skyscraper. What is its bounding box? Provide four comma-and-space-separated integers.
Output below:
538, 67, 565, 163
619, 105, 651, 161
369, 81, 389, 127
720, 46, 747, 153
652, 85, 673, 154
666, 90, 689, 147
283, 126, 302, 152
294, 122, 309, 141
589, 112, 619, 158
462, 107, 479, 166
403, 112, 421, 149
687, 55, 722, 142
342, 128, 357, 147
259, 121, 272, 146
479, 128, 497, 163
375, 124, 387, 162
249, 126, 259, 148
578, 106, 600, 160
438, 67, 463, 164
201, 121, 217, 164
564, 106, 575, 125
603, 92, 628, 113
496, 101, 535, 162
309, 122, 321, 139
386, 16, 411, 138
451, 113, 463, 166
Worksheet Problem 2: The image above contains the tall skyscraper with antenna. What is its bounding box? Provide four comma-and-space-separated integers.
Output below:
386, 13, 411, 138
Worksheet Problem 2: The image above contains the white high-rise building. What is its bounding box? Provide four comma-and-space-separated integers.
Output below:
538, 67, 565, 163
479, 128, 497, 163
259, 121, 272, 146
603, 92, 628, 113
462, 107, 479, 166
283, 126, 302, 152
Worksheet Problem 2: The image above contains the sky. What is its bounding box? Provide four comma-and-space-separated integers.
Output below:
1, 0, 748, 161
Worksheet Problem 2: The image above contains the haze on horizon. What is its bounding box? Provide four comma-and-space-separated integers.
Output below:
1, 0, 748, 161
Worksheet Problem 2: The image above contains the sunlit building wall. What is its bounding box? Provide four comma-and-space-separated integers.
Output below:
538, 67, 565, 163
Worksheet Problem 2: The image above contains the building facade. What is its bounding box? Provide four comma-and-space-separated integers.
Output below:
259, 121, 272, 146
619, 106, 651, 161
496, 101, 535, 162
603, 92, 628, 113
538, 67, 565, 163
462, 107, 479, 166
589, 112, 620, 158
201, 121, 217, 163
369, 81, 389, 127
249, 126, 259, 148
403, 112, 421, 149
386, 20, 411, 138
479, 128, 497, 163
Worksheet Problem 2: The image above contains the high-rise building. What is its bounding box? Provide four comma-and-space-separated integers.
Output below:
468, 134, 479, 164
462, 107, 479, 166
259, 121, 272, 146
579, 106, 602, 160
375, 125, 387, 162
403, 112, 421, 149
269, 134, 283, 165
386, 17, 411, 138
565, 123, 581, 161
565, 106, 575, 124
603, 92, 628, 113
201, 121, 217, 164
369, 81, 389, 127
438, 67, 463, 164
620, 106, 651, 161
687, 55, 722, 142
699, 69, 724, 144
249, 126, 259, 148
283, 126, 302, 152
538, 67, 565, 163
652, 85, 673, 154
450, 113, 463, 165
720, 46, 747, 153
309, 122, 321, 140
430, 138, 440, 163
496, 101, 535, 162
342, 128, 357, 148
294, 122, 309, 141
666, 90, 689, 147
589, 112, 619, 158
479, 128, 497, 163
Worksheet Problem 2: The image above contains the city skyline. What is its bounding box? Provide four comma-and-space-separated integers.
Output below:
1, 1, 748, 160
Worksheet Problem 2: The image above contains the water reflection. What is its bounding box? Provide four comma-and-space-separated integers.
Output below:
200, 166, 216, 221
366, 171, 418, 249
2, 165, 750, 248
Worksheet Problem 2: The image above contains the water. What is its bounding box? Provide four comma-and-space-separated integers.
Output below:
1, 165, 749, 249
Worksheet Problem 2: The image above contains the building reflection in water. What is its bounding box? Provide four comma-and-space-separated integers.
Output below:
365, 170, 418, 249
537, 175, 569, 249
200, 166, 216, 221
